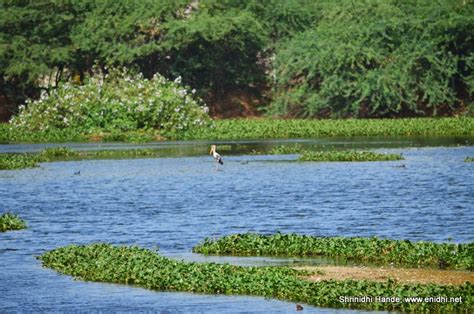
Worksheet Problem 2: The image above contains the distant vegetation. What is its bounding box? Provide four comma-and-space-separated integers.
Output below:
179, 117, 473, 140
0, 147, 172, 170
0, 213, 27, 232
266, 145, 404, 162
298, 151, 403, 162
39, 243, 473, 312
193, 233, 474, 270
2, 117, 471, 144
1, 0, 472, 123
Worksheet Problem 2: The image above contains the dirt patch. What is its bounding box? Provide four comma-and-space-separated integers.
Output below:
298, 266, 473, 286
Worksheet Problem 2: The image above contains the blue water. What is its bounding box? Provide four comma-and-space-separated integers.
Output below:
1, 141, 473, 313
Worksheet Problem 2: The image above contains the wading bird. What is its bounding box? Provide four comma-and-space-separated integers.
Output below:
210, 145, 223, 167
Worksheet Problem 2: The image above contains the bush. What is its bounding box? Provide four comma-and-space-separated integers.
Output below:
268, 0, 474, 118
10, 68, 212, 135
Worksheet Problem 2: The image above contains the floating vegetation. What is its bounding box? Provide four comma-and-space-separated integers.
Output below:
0, 213, 27, 232
38, 243, 472, 312
0, 147, 165, 170
179, 117, 473, 140
2, 117, 473, 143
40, 147, 78, 158
267, 145, 403, 162
465, 157, 474, 162
193, 233, 474, 270
268, 144, 306, 155
0, 153, 41, 170
298, 150, 404, 162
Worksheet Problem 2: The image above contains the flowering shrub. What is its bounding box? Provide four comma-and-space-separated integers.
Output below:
10, 68, 212, 135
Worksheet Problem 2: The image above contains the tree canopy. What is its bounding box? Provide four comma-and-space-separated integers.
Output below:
0, 0, 472, 120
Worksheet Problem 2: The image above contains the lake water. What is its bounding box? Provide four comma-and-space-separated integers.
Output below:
1, 138, 473, 312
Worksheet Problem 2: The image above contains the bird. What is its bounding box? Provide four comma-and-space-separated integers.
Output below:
296, 304, 304, 311
210, 145, 223, 166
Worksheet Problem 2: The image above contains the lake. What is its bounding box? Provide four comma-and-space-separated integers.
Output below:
1, 137, 473, 312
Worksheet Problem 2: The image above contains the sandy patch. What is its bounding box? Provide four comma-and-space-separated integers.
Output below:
298, 266, 473, 286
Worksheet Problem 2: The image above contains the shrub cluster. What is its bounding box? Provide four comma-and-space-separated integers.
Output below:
10, 68, 211, 136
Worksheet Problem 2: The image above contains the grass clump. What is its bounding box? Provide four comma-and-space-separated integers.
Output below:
39, 243, 472, 312
0, 213, 27, 232
298, 150, 404, 162
193, 233, 474, 270
465, 157, 474, 162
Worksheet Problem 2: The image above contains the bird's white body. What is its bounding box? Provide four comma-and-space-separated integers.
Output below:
210, 145, 223, 165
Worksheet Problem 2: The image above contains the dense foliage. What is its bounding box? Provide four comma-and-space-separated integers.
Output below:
39, 243, 473, 311
193, 233, 474, 270
9, 68, 211, 135
0, 212, 27, 232
1, 1, 472, 119
269, 0, 474, 117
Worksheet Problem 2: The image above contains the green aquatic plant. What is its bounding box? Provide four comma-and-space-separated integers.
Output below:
465, 157, 474, 162
0, 147, 188, 170
193, 233, 474, 270
0, 213, 27, 232
268, 144, 306, 155
39, 243, 472, 312
178, 117, 473, 140
40, 147, 78, 158
298, 151, 404, 162
1, 117, 473, 143
0, 153, 42, 170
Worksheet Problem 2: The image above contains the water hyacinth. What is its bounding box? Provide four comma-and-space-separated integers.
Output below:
193, 233, 474, 270
38, 243, 473, 312
10, 68, 212, 135
0, 213, 27, 232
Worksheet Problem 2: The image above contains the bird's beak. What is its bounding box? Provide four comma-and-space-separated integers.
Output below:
209, 146, 213, 155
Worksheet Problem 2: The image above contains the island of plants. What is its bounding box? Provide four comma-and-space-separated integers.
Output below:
465, 157, 474, 162
0, 213, 27, 232
38, 243, 472, 312
0, 147, 181, 170
193, 233, 473, 270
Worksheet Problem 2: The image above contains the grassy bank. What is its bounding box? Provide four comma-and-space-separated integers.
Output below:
193, 233, 473, 270
38, 243, 472, 312
0, 213, 27, 232
1, 117, 473, 143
